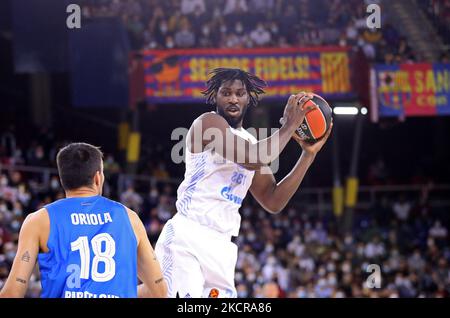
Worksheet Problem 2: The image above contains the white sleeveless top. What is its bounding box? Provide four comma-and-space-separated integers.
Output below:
175, 126, 257, 237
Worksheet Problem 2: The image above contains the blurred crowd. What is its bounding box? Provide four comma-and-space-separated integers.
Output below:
75, 0, 436, 64
1, 146, 449, 297
233, 195, 449, 298
420, 0, 450, 52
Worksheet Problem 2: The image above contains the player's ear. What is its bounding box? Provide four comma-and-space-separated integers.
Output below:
93, 171, 101, 186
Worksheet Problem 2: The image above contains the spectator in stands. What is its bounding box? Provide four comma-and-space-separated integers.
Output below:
392, 194, 412, 222
440, 51, 449, 63
174, 19, 196, 48
181, 0, 206, 16
249, 23, 272, 47
262, 281, 280, 298
120, 184, 143, 213
224, 0, 248, 15
429, 220, 448, 248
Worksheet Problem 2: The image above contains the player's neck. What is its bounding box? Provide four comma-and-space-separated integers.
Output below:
65, 187, 100, 198
211, 111, 243, 129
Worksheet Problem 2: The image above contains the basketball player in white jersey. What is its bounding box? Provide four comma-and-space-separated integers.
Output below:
155, 68, 332, 298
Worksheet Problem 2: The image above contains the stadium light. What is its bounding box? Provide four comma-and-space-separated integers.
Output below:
361, 107, 368, 115
333, 107, 359, 115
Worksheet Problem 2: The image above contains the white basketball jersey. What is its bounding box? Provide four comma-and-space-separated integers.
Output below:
175, 126, 257, 237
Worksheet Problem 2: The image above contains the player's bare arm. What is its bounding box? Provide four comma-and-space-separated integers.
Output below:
249, 124, 333, 213
127, 208, 167, 298
189, 93, 315, 170
0, 209, 49, 298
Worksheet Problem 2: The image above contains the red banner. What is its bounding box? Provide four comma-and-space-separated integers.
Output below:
139, 47, 352, 104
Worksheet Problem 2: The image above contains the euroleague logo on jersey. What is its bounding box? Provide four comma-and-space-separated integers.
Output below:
208, 288, 219, 298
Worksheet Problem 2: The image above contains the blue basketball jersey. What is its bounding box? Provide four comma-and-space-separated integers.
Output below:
38, 195, 137, 298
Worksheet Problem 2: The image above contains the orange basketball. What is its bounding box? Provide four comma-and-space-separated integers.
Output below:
296, 93, 332, 143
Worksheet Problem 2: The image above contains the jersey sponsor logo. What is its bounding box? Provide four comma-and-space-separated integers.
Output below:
220, 186, 243, 204
64, 290, 119, 298
208, 288, 219, 298
70, 212, 113, 225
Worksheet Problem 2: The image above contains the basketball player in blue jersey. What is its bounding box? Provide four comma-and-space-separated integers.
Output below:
0, 143, 167, 298
155, 68, 332, 298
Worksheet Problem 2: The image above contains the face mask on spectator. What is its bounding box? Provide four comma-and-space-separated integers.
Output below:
0, 204, 7, 212
271, 24, 278, 34
13, 207, 22, 216
297, 288, 307, 298
267, 256, 276, 265
235, 23, 243, 34
327, 262, 336, 272
11, 220, 20, 231
36, 149, 44, 159
51, 179, 59, 190
0, 177, 7, 186
166, 41, 174, 49
6, 251, 16, 262
213, 8, 221, 19
220, 25, 227, 33
256, 275, 264, 284
318, 267, 326, 277
150, 189, 158, 198
328, 275, 337, 285
335, 291, 345, 298
160, 23, 168, 33
317, 278, 327, 288
331, 251, 339, 260
237, 289, 248, 298
344, 235, 353, 245
202, 26, 210, 36
242, 207, 251, 217
342, 262, 351, 273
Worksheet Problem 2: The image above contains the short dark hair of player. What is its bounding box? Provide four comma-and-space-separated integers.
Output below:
202, 68, 267, 108
56, 142, 103, 191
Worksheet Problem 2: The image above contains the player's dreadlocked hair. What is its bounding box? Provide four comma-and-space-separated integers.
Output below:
202, 68, 267, 107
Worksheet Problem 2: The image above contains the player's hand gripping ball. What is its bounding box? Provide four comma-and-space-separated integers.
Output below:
296, 93, 332, 143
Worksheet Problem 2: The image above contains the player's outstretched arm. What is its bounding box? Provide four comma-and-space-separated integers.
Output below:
0, 209, 46, 298
249, 124, 332, 213
190, 93, 315, 170
127, 209, 167, 298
